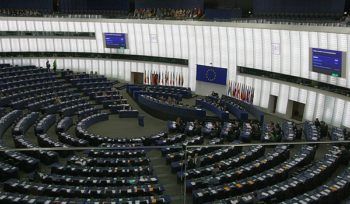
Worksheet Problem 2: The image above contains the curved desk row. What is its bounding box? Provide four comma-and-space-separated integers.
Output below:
133, 91, 182, 102
144, 85, 192, 98
127, 84, 191, 99
195, 99, 229, 121
225, 102, 249, 122
138, 95, 206, 121
222, 95, 264, 123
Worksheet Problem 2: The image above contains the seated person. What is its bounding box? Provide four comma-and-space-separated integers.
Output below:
194, 120, 202, 135
54, 96, 61, 104
175, 117, 185, 132
314, 118, 321, 128
210, 91, 219, 97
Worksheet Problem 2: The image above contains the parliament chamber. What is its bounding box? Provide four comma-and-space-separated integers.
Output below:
0, 0, 350, 203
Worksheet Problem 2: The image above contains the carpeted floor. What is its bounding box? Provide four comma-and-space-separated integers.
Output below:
88, 114, 167, 138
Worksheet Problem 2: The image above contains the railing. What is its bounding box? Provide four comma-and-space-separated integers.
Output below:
1, 140, 349, 204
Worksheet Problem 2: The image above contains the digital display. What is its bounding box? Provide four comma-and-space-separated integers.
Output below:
104, 33, 127, 49
311, 48, 345, 77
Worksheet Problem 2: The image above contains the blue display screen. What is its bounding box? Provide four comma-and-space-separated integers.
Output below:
104, 33, 127, 48
312, 48, 343, 77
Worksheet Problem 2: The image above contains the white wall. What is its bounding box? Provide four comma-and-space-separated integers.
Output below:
1, 18, 350, 127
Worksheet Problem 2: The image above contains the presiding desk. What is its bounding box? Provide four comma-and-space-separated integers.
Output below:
138, 95, 206, 121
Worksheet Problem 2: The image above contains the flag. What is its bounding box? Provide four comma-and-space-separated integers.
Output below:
227, 80, 232, 96
175, 72, 178, 86
251, 88, 254, 104
157, 71, 160, 85
243, 85, 247, 101
165, 71, 169, 85
239, 83, 242, 100
232, 82, 235, 97
246, 86, 249, 103
171, 72, 174, 86
172, 72, 175, 86
147, 71, 152, 84
182, 74, 184, 86
233, 82, 237, 97
168, 71, 171, 86
196, 65, 227, 85
249, 87, 252, 103
161, 71, 163, 85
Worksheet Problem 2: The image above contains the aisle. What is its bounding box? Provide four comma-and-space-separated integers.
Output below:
148, 149, 192, 204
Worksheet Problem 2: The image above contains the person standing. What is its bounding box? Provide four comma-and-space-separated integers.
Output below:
53, 59, 57, 73
46, 60, 51, 71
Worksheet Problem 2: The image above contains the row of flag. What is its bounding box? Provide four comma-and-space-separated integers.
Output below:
144, 70, 184, 87
227, 81, 255, 104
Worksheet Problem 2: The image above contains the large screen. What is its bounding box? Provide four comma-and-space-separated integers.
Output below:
104, 33, 127, 49
311, 48, 345, 77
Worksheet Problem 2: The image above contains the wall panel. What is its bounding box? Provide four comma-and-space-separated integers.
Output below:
202, 26, 212, 66
333, 99, 345, 127
219, 27, 228, 69
134, 23, 143, 55
337, 34, 347, 87
289, 86, 299, 102
211, 26, 220, 66
343, 102, 350, 128
253, 78, 262, 106
142, 24, 151, 56
314, 93, 325, 120
260, 80, 271, 108
262, 29, 272, 71
156, 24, 166, 58
271, 30, 281, 73
227, 27, 237, 80
253, 29, 263, 69
8, 20, 18, 31
149, 24, 159, 57
308, 32, 319, 81
276, 84, 289, 114
0, 21, 8, 31
179, 25, 188, 60
304, 91, 316, 121
164, 24, 174, 58
236, 28, 245, 66
244, 28, 254, 68
171, 25, 181, 59
270, 82, 280, 96
290, 31, 301, 77
0, 19, 348, 127
300, 31, 310, 79
187, 25, 197, 90
317, 32, 328, 83
323, 96, 335, 124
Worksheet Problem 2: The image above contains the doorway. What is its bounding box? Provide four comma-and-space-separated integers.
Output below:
131, 72, 144, 85
290, 101, 305, 121
268, 95, 278, 113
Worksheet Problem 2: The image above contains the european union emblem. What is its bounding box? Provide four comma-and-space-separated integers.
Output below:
196, 64, 227, 85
